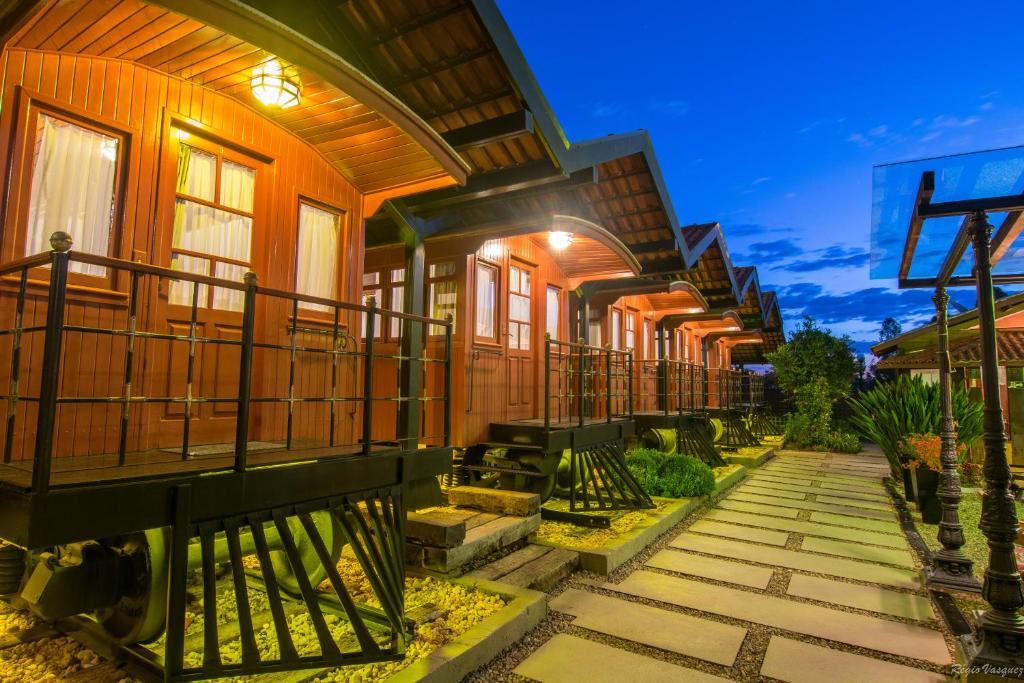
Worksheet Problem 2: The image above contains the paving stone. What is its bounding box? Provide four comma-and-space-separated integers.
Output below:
513, 633, 732, 683
689, 519, 790, 546
809, 511, 902, 533
753, 471, 886, 491
702, 509, 906, 547
800, 536, 916, 568
748, 472, 815, 486
716, 499, 801, 519
743, 479, 889, 502
760, 636, 946, 683
449, 485, 540, 516
669, 533, 919, 589
550, 588, 747, 666
813, 495, 892, 511
646, 549, 774, 589
735, 482, 807, 500
728, 492, 896, 521
764, 464, 883, 481
606, 570, 949, 665
786, 574, 935, 621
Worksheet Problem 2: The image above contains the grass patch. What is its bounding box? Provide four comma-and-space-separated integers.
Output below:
918, 490, 1024, 573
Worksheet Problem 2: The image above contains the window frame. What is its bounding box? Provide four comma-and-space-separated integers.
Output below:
611, 307, 623, 351
625, 308, 637, 352
545, 284, 561, 342
508, 260, 533, 353
473, 257, 500, 345
426, 259, 458, 337
6, 90, 134, 293
294, 196, 345, 315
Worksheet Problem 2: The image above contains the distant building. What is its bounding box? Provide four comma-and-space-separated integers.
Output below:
872, 292, 1024, 466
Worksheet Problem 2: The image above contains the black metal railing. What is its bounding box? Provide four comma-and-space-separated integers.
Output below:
706, 367, 764, 411
543, 337, 633, 429
632, 359, 705, 416
0, 236, 452, 493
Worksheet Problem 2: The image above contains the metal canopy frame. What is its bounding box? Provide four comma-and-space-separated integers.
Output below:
893, 165, 1024, 670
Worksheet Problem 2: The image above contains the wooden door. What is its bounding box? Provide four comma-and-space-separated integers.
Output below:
507, 261, 534, 419
147, 127, 269, 450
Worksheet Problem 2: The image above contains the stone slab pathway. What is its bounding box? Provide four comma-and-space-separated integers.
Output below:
510, 448, 954, 682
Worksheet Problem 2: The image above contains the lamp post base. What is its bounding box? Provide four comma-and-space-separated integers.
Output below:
957, 615, 1024, 680
927, 554, 983, 594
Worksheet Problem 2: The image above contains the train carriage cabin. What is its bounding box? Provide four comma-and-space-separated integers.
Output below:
0, 2, 476, 678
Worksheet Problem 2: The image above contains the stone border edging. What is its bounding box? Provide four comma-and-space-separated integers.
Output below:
386, 577, 547, 683
535, 465, 748, 574
726, 446, 776, 468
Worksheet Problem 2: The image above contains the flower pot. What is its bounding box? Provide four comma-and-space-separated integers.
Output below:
902, 468, 917, 503
913, 468, 942, 524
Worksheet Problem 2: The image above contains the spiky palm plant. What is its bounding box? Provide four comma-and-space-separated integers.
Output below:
846, 374, 983, 475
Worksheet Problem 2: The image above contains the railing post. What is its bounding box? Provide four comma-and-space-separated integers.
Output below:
605, 345, 612, 423
577, 338, 585, 428
544, 334, 551, 432
677, 361, 684, 417
443, 314, 453, 447
627, 351, 634, 418
234, 272, 257, 472
33, 232, 72, 494
362, 295, 377, 455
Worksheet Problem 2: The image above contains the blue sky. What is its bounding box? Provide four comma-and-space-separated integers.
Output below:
496, 0, 1024, 353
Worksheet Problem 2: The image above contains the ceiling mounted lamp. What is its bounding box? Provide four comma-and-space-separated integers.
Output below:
548, 231, 573, 250
251, 59, 301, 109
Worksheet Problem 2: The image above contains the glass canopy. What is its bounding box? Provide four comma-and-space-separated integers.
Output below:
871, 145, 1024, 281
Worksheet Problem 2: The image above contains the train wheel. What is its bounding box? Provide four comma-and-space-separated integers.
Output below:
0, 542, 26, 596
95, 528, 170, 644
270, 510, 344, 597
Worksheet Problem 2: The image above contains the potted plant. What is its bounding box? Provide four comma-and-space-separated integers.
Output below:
902, 433, 973, 524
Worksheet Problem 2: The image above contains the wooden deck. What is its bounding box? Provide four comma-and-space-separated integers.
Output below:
496, 416, 633, 430
0, 441, 397, 490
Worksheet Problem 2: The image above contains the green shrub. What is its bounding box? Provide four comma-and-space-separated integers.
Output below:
657, 456, 716, 497
625, 449, 715, 498
822, 429, 861, 453
847, 375, 983, 475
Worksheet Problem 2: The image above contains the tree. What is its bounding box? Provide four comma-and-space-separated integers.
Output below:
767, 316, 857, 402
878, 317, 902, 343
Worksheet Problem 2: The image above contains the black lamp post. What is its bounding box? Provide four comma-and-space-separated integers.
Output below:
925, 285, 982, 592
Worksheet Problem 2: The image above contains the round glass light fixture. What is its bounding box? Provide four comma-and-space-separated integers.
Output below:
251, 59, 300, 109
548, 231, 572, 250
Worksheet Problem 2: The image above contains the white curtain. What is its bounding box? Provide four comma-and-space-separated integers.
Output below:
170, 143, 254, 311
475, 263, 496, 338
546, 286, 559, 340
27, 114, 119, 276
295, 202, 339, 312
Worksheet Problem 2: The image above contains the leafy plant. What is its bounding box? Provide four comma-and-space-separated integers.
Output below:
901, 433, 980, 485
625, 449, 715, 498
781, 377, 861, 452
767, 317, 857, 401
846, 375, 983, 475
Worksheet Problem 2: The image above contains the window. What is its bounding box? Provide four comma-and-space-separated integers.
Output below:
295, 201, 341, 311
625, 310, 636, 351
361, 271, 382, 338
475, 261, 498, 342
643, 319, 651, 359
169, 133, 255, 311
428, 261, 457, 335
546, 285, 561, 341
611, 308, 622, 350
389, 267, 405, 338
509, 263, 531, 350
26, 113, 121, 276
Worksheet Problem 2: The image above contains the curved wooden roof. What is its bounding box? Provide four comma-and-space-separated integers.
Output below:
10, 0, 469, 194
429, 213, 641, 282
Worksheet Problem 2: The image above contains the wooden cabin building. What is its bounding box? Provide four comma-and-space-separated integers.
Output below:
0, 0, 469, 484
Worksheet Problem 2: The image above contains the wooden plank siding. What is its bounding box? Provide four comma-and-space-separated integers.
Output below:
0, 47, 367, 460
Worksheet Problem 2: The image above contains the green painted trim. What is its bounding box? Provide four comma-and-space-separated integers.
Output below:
386, 578, 546, 683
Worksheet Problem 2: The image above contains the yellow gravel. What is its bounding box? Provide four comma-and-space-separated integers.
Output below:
0, 603, 106, 682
